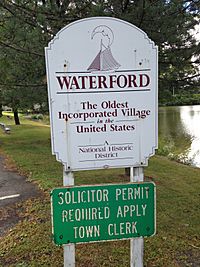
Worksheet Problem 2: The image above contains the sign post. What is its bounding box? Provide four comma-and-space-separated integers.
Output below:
130, 167, 144, 267
63, 169, 75, 267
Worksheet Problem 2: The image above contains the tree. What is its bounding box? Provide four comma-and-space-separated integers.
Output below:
0, 1, 48, 124
106, 0, 200, 101
0, 0, 199, 125
0, 0, 100, 124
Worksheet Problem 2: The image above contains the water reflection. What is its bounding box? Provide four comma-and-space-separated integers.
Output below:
159, 105, 200, 167
180, 106, 200, 167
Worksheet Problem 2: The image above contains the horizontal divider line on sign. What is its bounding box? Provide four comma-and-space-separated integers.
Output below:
79, 157, 134, 162
55, 69, 151, 74
56, 89, 151, 94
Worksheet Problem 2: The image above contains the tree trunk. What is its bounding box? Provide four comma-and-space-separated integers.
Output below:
125, 167, 130, 176
0, 105, 3, 117
13, 109, 20, 125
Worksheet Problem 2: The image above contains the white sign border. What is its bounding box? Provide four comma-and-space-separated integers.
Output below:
45, 17, 158, 171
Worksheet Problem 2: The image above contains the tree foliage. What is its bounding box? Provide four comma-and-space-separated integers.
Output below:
0, 0, 199, 124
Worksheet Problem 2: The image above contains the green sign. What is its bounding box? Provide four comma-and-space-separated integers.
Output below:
51, 182, 156, 245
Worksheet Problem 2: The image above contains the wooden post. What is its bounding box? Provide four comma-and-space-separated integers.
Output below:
130, 167, 144, 267
63, 168, 75, 267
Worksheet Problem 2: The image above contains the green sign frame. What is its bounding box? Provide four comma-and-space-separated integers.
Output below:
51, 182, 156, 245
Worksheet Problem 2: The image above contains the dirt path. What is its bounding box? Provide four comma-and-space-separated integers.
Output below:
0, 155, 41, 236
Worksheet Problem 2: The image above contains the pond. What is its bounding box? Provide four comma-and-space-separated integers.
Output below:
159, 105, 200, 167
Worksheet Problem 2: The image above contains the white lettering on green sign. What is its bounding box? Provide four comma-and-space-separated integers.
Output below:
51, 183, 156, 245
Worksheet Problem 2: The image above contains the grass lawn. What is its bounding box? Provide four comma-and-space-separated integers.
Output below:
0, 115, 200, 266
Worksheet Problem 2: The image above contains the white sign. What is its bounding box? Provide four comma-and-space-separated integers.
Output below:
45, 17, 158, 171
